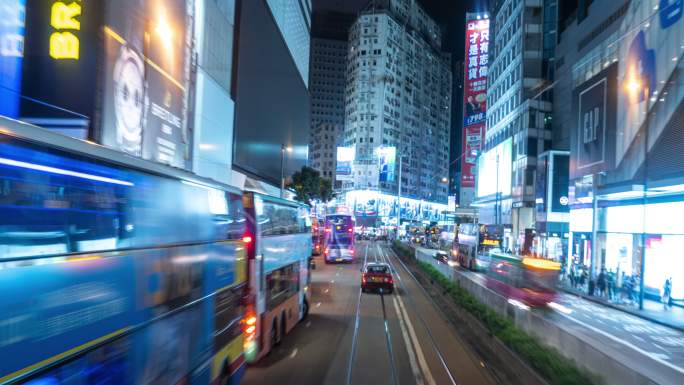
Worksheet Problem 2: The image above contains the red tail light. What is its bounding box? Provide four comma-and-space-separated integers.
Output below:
242, 235, 253, 244
347, 228, 353, 233
362, 273, 366, 284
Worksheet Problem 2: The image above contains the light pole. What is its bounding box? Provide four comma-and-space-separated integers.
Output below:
281, 144, 293, 198
625, 70, 650, 310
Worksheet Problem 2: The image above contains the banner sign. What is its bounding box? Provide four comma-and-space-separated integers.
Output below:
463, 17, 489, 127
100, 0, 191, 169
0, 0, 25, 118
461, 15, 489, 188
461, 123, 483, 187
377, 146, 396, 183
336, 146, 354, 181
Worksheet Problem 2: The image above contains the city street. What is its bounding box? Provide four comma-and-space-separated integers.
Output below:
242, 241, 497, 385
415, 247, 684, 385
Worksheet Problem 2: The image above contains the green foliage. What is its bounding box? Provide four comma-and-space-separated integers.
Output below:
289, 166, 334, 205
391, 241, 601, 385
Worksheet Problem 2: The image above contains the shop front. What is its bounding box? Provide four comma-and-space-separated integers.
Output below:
595, 200, 684, 305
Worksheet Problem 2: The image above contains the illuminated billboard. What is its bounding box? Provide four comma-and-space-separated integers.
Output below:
377, 146, 396, 183
100, 0, 191, 169
461, 14, 489, 188
0, 0, 25, 118
476, 138, 511, 198
336, 146, 355, 181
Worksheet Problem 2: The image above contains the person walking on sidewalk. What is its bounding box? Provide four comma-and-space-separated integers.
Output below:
607, 270, 616, 301
597, 268, 607, 298
663, 277, 673, 309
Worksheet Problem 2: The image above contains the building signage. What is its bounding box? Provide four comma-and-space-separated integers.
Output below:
377, 146, 396, 183
0, 0, 25, 118
336, 146, 354, 181
461, 15, 489, 188
100, 0, 191, 169
570, 63, 617, 180
49, 1, 82, 60
577, 78, 606, 169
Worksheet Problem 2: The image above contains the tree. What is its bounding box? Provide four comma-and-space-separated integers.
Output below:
288, 166, 334, 205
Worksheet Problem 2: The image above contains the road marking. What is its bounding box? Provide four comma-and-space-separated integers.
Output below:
394, 290, 437, 385
480, 361, 485, 368
392, 295, 425, 385
290, 348, 298, 358
324, 288, 329, 293
316, 302, 321, 308
306, 321, 311, 328
556, 311, 684, 375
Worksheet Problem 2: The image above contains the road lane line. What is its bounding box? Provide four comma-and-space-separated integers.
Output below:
392, 294, 425, 385
394, 285, 437, 385
552, 305, 684, 375
290, 348, 298, 358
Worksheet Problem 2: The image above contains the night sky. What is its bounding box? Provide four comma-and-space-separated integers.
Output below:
313, 0, 490, 61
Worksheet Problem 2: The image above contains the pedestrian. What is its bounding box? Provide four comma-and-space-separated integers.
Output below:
663, 277, 673, 309
569, 265, 576, 288
607, 270, 616, 301
597, 268, 607, 297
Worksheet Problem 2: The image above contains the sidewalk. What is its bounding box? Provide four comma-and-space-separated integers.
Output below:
560, 285, 684, 331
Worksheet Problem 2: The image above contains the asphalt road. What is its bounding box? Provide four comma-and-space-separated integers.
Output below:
241, 241, 498, 385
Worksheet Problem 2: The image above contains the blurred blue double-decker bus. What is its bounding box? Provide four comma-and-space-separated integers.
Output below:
0, 117, 248, 385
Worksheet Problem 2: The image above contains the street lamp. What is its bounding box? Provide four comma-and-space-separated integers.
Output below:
281, 144, 293, 198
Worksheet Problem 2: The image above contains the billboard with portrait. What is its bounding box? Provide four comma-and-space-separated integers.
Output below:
99, 0, 191, 169
377, 146, 396, 183
461, 15, 489, 188
336, 146, 355, 181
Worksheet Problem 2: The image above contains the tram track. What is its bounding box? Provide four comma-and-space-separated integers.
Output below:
378, 242, 462, 385
345, 242, 400, 385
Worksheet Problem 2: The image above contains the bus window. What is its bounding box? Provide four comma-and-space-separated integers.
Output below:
266, 263, 300, 310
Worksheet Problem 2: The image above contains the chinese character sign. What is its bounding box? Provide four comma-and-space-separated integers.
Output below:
461, 16, 489, 188
463, 18, 489, 127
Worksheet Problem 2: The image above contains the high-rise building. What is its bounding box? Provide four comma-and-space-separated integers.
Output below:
309, 11, 354, 186
342, 0, 452, 204
475, 0, 557, 251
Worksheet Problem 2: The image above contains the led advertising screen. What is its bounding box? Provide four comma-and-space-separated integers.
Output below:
100, 0, 191, 169
461, 15, 489, 188
476, 138, 511, 198
377, 146, 396, 183
0, 0, 25, 118
336, 146, 355, 181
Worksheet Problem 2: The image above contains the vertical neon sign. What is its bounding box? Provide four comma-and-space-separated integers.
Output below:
0, 0, 25, 118
49, 0, 81, 60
